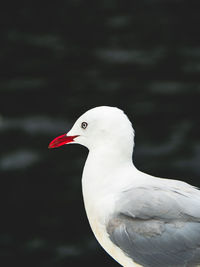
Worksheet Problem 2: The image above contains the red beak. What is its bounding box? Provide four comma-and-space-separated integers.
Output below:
48, 134, 79, 149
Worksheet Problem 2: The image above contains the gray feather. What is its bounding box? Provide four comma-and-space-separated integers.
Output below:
107, 185, 200, 267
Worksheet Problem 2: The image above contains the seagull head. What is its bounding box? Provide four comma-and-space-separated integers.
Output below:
48, 106, 134, 155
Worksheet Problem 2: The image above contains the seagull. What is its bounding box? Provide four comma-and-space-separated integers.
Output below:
49, 106, 200, 267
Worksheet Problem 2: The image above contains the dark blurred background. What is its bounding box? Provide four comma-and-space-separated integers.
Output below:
0, 0, 200, 266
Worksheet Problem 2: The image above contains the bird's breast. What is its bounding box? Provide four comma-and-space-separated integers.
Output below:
83, 197, 140, 267
82, 179, 141, 267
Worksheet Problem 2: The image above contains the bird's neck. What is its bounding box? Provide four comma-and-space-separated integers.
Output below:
86, 145, 133, 172
82, 147, 134, 196
81, 147, 135, 222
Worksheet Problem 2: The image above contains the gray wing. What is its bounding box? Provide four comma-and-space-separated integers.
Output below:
107, 186, 200, 267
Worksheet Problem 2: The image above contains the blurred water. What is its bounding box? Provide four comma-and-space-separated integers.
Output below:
0, 116, 69, 134
0, 1, 200, 267
0, 150, 39, 170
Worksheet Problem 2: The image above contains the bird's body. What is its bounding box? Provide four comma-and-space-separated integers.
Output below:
82, 151, 138, 267
82, 153, 146, 267
49, 106, 200, 267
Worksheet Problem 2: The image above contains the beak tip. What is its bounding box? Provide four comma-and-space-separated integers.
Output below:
48, 141, 55, 149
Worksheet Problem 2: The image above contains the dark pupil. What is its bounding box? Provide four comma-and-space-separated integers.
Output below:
82, 122, 87, 129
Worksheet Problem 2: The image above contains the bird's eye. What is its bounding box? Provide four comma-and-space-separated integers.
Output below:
81, 122, 88, 129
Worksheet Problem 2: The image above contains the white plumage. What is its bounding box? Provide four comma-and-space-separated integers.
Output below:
49, 106, 200, 267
